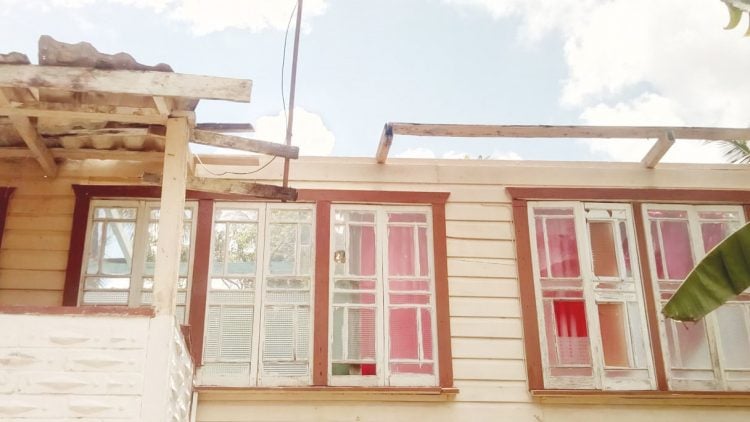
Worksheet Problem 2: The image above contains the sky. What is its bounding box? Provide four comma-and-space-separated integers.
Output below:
2, 0, 750, 163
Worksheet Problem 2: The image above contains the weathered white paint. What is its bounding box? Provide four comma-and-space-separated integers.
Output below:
1, 158, 750, 421
0, 312, 192, 421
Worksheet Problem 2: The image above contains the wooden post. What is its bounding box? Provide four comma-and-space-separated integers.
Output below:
153, 117, 190, 316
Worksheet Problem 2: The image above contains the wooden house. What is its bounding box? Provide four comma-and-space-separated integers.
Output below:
1, 38, 750, 421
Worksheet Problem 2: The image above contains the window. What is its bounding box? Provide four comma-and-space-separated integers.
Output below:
79, 200, 197, 322
199, 203, 314, 387
643, 204, 750, 391
66, 186, 453, 391
511, 187, 750, 394
330, 206, 438, 387
528, 202, 654, 390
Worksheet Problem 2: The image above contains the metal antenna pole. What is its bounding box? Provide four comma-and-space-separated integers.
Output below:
283, 0, 303, 189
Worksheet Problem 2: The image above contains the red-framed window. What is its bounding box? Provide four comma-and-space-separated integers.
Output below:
63, 185, 454, 391
510, 187, 750, 394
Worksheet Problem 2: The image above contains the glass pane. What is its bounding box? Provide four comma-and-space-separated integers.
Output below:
389, 294, 430, 305
701, 222, 735, 252
270, 209, 311, 222
348, 225, 376, 276
418, 227, 429, 277
95, 207, 136, 219
666, 318, 711, 369
535, 208, 574, 216
332, 307, 376, 364
216, 208, 258, 221
335, 279, 376, 290
388, 226, 415, 276
589, 222, 618, 277
226, 223, 257, 274
390, 363, 433, 374
348, 308, 376, 361
546, 218, 580, 278
389, 308, 418, 359
655, 220, 693, 281
619, 221, 633, 279
102, 222, 135, 275
85, 221, 103, 274
269, 223, 296, 274
335, 211, 375, 223
388, 213, 427, 223
716, 305, 750, 369
210, 278, 254, 290
598, 303, 630, 367
84, 277, 130, 290
698, 211, 739, 220
535, 219, 548, 278
553, 300, 591, 366
648, 210, 687, 219
389, 279, 430, 291
421, 308, 433, 360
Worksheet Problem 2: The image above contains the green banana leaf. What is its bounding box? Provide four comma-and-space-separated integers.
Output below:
662, 222, 750, 322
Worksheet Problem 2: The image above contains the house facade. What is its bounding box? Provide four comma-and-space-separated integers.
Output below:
1, 155, 750, 421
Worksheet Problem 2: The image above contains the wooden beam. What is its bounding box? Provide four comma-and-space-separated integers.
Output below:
375, 123, 394, 164
0, 91, 57, 177
192, 129, 299, 159
0, 64, 252, 103
142, 172, 297, 201
152, 96, 172, 115
388, 123, 750, 140
153, 117, 190, 316
0, 101, 167, 125
642, 131, 676, 169
0, 147, 164, 162
195, 123, 254, 133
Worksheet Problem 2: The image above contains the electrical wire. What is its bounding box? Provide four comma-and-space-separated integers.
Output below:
192, 1, 296, 179
194, 154, 279, 176
281, 1, 298, 124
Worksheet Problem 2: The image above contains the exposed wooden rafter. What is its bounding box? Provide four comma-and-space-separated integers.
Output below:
142, 172, 297, 201
192, 129, 299, 159
0, 101, 167, 125
194, 123, 254, 133
0, 64, 252, 102
375, 122, 750, 164
642, 131, 676, 169
0, 90, 57, 176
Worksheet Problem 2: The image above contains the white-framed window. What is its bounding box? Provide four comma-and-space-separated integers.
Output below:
199, 203, 315, 387
528, 202, 655, 390
79, 199, 197, 322
643, 204, 750, 391
329, 205, 438, 387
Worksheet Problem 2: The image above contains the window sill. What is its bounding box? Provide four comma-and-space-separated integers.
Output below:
195, 386, 459, 402
0, 305, 155, 317
531, 389, 750, 407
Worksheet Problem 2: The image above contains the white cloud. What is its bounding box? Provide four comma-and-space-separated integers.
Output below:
253, 107, 335, 156
445, 0, 750, 163
171, 0, 328, 35
396, 148, 437, 159
1, 0, 327, 34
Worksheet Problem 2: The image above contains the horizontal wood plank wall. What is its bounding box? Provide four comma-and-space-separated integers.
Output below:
1, 160, 750, 422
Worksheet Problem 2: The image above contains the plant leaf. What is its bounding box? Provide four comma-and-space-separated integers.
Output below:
725, 3, 743, 29
663, 223, 750, 321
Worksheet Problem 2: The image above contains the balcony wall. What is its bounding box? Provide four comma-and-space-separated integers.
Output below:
0, 307, 192, 421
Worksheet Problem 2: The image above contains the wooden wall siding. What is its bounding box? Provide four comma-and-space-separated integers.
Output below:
1, 159, 750, 421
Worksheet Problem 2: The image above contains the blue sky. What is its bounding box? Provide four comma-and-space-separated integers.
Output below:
3, 0, 750, 162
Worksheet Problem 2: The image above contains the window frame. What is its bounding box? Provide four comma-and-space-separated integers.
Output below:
63, 185, 454, 392
328, 204, 439, 387
642, 203, 749, 391
527, 201, 656, 391
509, 186, 750, 396
77, 199, 199, 319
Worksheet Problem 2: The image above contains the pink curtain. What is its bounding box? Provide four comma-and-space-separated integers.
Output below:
554, 300, 590, 365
